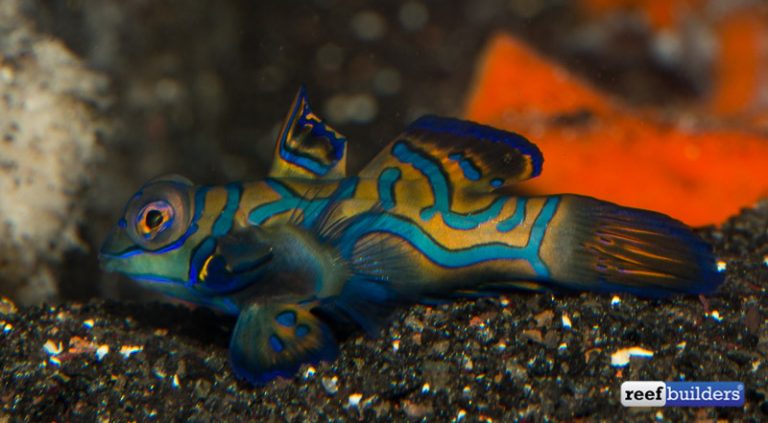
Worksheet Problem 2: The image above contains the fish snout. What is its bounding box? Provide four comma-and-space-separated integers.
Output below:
99, 224, 139, 267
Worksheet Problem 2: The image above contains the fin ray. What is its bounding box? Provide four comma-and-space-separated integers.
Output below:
545, 196, 724, 296
313, 208, 421, 335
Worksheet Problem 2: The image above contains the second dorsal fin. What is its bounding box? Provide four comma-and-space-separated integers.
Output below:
269, 87, 348, 180
359, 115, 543, 193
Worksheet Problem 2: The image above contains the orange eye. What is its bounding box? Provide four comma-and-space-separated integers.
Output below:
136, 201, 174, 239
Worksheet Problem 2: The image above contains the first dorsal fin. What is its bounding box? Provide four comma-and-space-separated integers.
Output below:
269, 87, 348, 180
359, 115, 543, 192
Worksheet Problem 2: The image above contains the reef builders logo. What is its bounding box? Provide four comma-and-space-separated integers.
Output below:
621, 381, 744, 407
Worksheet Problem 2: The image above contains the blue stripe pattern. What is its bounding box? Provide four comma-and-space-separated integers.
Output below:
248, 178, 358, 227
212, 184, 242, 236
448, 152, 481, 181
337, 197, 560, 277
497, 198, 527, 232
392, 141, 508, 230
377, 168, 401, 210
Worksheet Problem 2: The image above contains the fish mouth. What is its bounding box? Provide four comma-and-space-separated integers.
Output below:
119, 273, 185, 285
99, 226, 141, 262
98, 225, 149, 278
99, 250, 186, 286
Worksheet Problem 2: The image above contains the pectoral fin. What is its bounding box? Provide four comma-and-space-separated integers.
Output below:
229, 301, 338, 384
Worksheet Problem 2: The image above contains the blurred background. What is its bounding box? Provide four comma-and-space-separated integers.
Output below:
1, 0, 766, 305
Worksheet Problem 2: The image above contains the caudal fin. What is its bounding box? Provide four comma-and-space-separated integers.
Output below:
545, 195, 724, 296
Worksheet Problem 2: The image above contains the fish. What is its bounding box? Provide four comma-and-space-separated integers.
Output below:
100, 87, 725, 384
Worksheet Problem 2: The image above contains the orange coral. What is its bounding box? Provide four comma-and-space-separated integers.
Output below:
464, 33, 768, 226
709, 8, 768, 118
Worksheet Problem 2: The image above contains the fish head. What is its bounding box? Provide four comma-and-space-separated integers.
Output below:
100, 174, 199, 290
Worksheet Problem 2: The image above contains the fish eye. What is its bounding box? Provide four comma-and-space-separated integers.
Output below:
135, 200, 175, 240
145, 209, 164, 229
123, 175, 194, 250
